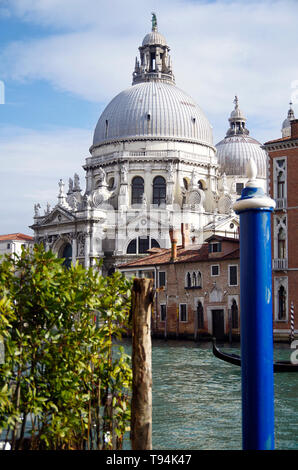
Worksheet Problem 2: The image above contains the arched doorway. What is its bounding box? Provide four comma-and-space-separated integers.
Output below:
61, 243, 72, 269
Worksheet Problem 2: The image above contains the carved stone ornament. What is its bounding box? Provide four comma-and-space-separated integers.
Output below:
77, 232, 86, 256
93, 191, 104, 207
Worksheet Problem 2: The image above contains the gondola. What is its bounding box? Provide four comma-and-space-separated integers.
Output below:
212, 338, 298, 372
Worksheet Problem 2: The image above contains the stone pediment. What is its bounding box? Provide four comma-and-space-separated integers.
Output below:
41, 206, 76, 226
205, 215, 239, 231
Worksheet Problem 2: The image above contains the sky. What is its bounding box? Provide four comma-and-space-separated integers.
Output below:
0, 0, 298, 235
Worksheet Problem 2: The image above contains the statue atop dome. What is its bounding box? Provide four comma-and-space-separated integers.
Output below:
151, 12, 157, 31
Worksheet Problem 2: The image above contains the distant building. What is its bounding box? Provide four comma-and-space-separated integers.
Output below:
0, 233, 34, 258
118, 226, 240, 341
263, 103, 298, 341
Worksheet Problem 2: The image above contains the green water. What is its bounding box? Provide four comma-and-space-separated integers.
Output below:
126, 339, 298, 450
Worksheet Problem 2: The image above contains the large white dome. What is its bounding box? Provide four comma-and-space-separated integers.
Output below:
92, 81, 213, 148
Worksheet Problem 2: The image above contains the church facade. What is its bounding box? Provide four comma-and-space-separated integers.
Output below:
30, 17, 267, 276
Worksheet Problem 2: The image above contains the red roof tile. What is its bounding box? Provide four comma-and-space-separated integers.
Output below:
118, 241, 239, 269
264, 136, 293, 145
0, 233, 34, 242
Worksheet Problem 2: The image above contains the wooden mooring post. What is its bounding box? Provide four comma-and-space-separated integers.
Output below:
131, 278, 154, 450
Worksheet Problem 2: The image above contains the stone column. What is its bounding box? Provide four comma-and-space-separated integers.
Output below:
72, 237, 77, 266
85, 231, 90, 268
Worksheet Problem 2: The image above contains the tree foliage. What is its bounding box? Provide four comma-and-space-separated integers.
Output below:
0, 245, 132, 450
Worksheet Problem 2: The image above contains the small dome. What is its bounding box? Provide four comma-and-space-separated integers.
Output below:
142, 30, 167, 46
282, 118, 291, 129
281, 102, 295, 137
93, 81, 213, 148
216, 97, 267, 178
216, 135, 267, 178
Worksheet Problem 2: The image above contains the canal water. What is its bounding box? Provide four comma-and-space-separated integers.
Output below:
125, 339, 298, 450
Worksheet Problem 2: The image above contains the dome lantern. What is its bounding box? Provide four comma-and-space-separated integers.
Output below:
133, 14, 175, 85
226, 95, 249, 137
215, 97, 267, 179
281, 101, 295, 137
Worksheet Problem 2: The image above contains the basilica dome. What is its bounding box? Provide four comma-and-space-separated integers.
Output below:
92, 19, 213, 150
215, 97, 267, 178
93, 81, 213, 148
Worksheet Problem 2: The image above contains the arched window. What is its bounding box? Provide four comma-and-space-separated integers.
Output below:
197, 301, 204, 329
186, 272, 191, 288
127, 239, 137, 254
153, 176, 166, 206
126, 237, 160, 254
108, 177, 115, 190
132, 176, 144, 205
277, 171, 285, 199
231, 299, 239, 328
192, 272, 197, 287
197, 271, 202, 288
278, 228, 286, 259
61, 243, 72, 269
278, 285, 286, 320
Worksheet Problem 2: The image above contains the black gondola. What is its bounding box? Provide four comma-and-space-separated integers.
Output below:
212, 338, 298, 372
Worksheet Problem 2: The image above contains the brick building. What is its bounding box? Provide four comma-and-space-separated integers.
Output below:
119, 227, 240, 341
264, 106, 298, 340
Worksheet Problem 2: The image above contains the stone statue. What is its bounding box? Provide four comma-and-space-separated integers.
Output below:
45, 202, 51, 215
121, 163, 128, 184
74, 173, 81, 191
97, 167, 106, 185
58, 179, 65, 196
68, 177, 73, 193
34, 203, 41, 217
151, 12, 157, 30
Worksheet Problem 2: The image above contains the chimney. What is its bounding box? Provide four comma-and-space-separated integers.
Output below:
290, 119, 298, 139
181, 223, 190, 248
169, 227, 178, 262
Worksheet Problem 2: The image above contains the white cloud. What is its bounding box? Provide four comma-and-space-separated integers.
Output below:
0, 126, 91, 234
1, 0, 297, 144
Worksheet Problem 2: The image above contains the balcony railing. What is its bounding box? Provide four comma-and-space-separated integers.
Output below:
273, 258, 288, 270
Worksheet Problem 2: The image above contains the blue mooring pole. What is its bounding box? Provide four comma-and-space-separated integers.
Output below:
233, 159, 276, 450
